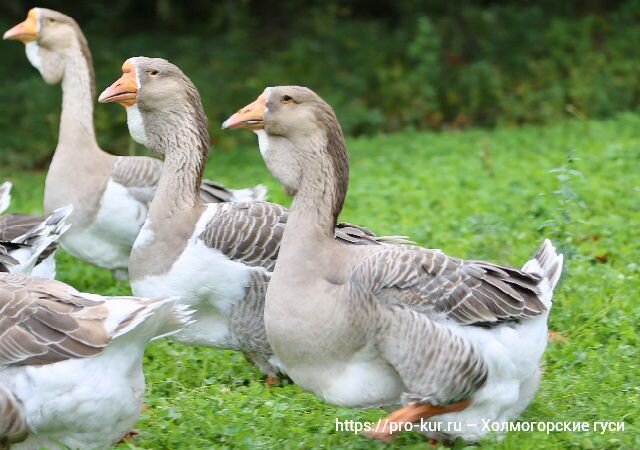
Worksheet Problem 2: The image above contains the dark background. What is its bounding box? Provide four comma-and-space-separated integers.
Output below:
1, 0, 639, 167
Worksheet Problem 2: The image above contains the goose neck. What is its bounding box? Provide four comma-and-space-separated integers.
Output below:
58, 42, 98, 149
147, 111, 209, 220
285, 134, 348, 242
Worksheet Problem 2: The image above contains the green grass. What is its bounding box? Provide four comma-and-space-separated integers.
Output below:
1, 112, 638, 449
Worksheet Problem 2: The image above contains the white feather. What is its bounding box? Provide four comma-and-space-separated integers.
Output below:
255, 129, 270, 158
0, 181, 12, 214
131, 204, 252, 348
61, 180, 146, 270
25, 42, 42, 72
1, 295, 192, 450
125, 104, 148, 146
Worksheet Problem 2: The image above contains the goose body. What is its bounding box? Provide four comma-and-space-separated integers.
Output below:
0, 185, 71, 278
224, 86, 563, 442
0, 272, 192, 450
3, 8, 265, 277
99, 58, 407, 379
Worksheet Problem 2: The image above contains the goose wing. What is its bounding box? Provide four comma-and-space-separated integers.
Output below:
200, 202, 408, 271
112, 156, 267, 204
352, 245, 545, 326
0, 273, 110, 366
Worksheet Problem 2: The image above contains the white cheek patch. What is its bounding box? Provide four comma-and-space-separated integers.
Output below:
126, 104, 148, 146
25, 42, 42, 71
125, 63, 148, 146
255, 129, 269, 158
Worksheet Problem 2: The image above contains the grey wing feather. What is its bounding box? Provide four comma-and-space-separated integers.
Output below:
111, 156, 268, 205
199, 202, 286, 271
199, 180, 268, 203
0, 215, 60, 264
0, 383, 28, 445
0, 243, 19, 271
0, 273, 111, 366
336, 222, 413, 246
230, 269, 282, 377
199, 202, 410, 271
353, 246, 545, 326
376, 305, 488, 405
111, 156, 163, 204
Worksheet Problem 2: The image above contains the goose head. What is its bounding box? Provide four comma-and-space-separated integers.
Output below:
4, 8, 91, 85
223, 86, 347, 198
99, 57, 209, 157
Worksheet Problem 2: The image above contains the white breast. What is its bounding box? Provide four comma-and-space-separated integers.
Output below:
131, 205, 252, 348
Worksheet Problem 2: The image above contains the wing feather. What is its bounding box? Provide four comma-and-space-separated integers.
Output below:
352, 246, 544, 326
199, 202, 408, 271
0, 273, 110, 366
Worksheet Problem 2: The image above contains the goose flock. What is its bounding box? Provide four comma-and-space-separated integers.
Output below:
1, 7, 563, 449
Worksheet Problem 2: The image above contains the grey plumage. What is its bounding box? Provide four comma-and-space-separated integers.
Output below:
0, 270, 194, 448
236, 86, 564, 439
0, 383, 28, 448
0, 215, 58, 264
0, 186, 60, 264
0, 273, 110, 366
352, 246, 544, 326
200, 201, 410, 273
198, 201, 405, 376
112, 152, 266, 205
0, 245, 18, 272
119, 58, 408, 379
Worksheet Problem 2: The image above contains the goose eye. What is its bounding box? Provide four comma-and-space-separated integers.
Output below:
148, 70, 159, 76
281, 95, 293, 104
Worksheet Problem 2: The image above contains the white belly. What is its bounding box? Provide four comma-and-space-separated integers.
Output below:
61, 180, 146, 270
1, 345, 144, 450
290, 342, 405, 409
131, 207, 251, 349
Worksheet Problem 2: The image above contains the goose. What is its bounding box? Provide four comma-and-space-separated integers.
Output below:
3, 8, 266, 279
0, 205, 71, 278
222, 87, 564, 443
0, 181, 71, 279
0, 272, 193, 449
98, 57, 408, 383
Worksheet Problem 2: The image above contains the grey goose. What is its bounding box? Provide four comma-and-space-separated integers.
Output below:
223, 87, 563, 443
3, 8, 266, 279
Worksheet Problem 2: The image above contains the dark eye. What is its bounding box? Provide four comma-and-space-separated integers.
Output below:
46, 18, 55, 24
281, 95, 293, 104
148, 70, 159, 76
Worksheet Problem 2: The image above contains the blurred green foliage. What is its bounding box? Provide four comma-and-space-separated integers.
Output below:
1, 0, 640, 168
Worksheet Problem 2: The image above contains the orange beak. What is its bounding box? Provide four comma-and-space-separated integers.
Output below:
4, 9, 38, 43
222, 92, 267, 130
98, 61, 138, 107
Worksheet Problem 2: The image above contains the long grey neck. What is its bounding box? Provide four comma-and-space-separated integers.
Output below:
285, 135, 348, 242
146, 114, 208, 221
57, 42, 99, 151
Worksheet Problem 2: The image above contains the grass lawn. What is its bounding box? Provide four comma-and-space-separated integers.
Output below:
1, 112, 638, 449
